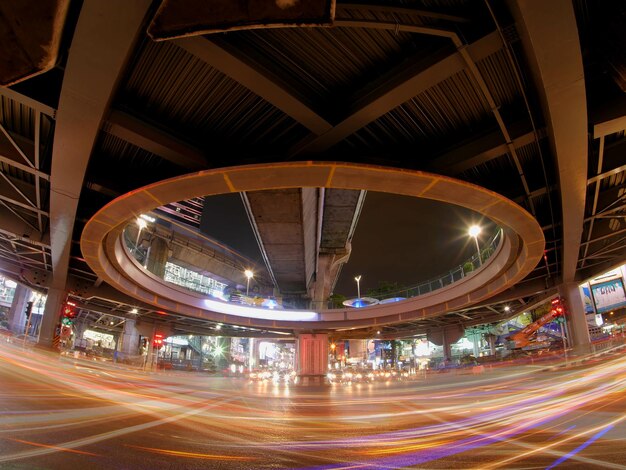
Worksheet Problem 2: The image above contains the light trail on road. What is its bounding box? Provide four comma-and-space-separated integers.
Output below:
1, 341, 626, 469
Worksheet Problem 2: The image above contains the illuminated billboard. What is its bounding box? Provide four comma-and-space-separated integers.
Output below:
590, 278, 626, 313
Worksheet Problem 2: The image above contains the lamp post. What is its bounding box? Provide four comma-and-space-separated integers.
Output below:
468, 225, 482, 267
244, 269, 254, 296
134, 217, 147, 253
354, 275, 362, 299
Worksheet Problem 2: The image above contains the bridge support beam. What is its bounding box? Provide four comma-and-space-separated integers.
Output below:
559, 282, 591, 348
248, 338, 260, 370
146, 236, 169, 279
38, 287, 66, 349
120, 317, 140, 356
296, 333, 328, 384
8, 283, 31, 334
428, 325, 464, 362
311, 254, 333, 309
487, 334, 496, 356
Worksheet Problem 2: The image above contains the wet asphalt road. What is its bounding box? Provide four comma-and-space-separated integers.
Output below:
2, 341, 626, 469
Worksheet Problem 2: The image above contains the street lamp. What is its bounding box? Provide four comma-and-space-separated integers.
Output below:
468, 225, 482, 267
244, 269, 254, 296
354, 275, 362, 299
134, 217, 147, 253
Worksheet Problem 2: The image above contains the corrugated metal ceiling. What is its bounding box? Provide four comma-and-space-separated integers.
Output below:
223, 25, 450, 105
120, 38, 308, 151
343, 69, 493, 153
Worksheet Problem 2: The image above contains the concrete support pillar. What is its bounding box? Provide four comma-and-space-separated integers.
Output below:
73, 321, 87, 344
8, 283, 31, 334
469, 330, 480, 357
348, 339, 367, 363
559, 282, 591, 348
38, 288, 66, 348
296, 333, 328, 383
249, 338, 261, 370
121, 317, 140, 356
311, 254, 333, 309
488, 334, 496, 355
428, 325, 464, 362
442, 334, 452, 362
145, 236, 169, 279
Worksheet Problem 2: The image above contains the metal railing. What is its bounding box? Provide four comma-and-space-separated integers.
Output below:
123, 228, 148, 265
363, 228, 503, 302
123, 221, 502, 311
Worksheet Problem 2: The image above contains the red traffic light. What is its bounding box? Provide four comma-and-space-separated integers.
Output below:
62, 302, 76, 318
153, 334, 164, 349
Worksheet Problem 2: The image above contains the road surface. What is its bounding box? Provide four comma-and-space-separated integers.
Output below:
1, 341, 626, 469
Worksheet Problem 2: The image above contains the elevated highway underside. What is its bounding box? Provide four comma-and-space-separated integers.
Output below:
0, 0, 625, 342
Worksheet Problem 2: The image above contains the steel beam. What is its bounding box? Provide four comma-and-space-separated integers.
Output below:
0, 87, 56, 117
104, 109, 207, 170
175, 36, 332, 135
509, 0, 587, 283
288, 31, 503, 157
48, 0, 151, 290
0, 206, 49, 246
594, 114, 626, 138
430, 127, 539, 175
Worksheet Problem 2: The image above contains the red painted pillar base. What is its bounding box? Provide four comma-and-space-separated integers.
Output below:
297, 333, 328, 384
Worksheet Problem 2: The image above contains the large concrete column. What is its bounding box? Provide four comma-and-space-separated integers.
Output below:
428, 325, 464, 362
311, 254, 333, 309
296, 333, 328, 382
8, 284, 31, 334
120, 317, 140, 356
73, 320, 88, 345
38, 288, 66, 348
508, 0, 587, 284
559, 282, 591, 348
348, 339, 367, 363
145, 236, 169, 279
487, 334, 496, 355
249, 338, 261, 370
468, 330, 480, 357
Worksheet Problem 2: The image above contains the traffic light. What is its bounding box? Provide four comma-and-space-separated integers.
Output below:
550, 297, 565, 317
153, 333, 164, 350
24, 301, 33, 320
61, 301, 77, 326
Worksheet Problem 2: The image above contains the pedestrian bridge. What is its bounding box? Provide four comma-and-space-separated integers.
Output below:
81, 162, 544, 332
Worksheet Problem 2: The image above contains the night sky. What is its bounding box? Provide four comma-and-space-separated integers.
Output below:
333, 191, 495, 297
200, 191, 495, 298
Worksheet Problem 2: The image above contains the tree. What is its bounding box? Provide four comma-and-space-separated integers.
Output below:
366, 281, 406, 299
328, 293, 346, 308
463, 262, 474, 275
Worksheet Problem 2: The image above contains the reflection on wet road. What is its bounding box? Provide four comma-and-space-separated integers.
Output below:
1, 341, 626, 469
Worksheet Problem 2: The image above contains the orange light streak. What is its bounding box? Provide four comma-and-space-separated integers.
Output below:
9, 438, 100, 456
124, 444, 255, 461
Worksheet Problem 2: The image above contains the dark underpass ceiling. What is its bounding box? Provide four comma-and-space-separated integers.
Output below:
1, 1, 626, 338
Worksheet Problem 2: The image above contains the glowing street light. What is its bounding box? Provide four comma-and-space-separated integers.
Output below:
468, 225, 482, 267
244, 269, 254, 296
354, 275, 362, 299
